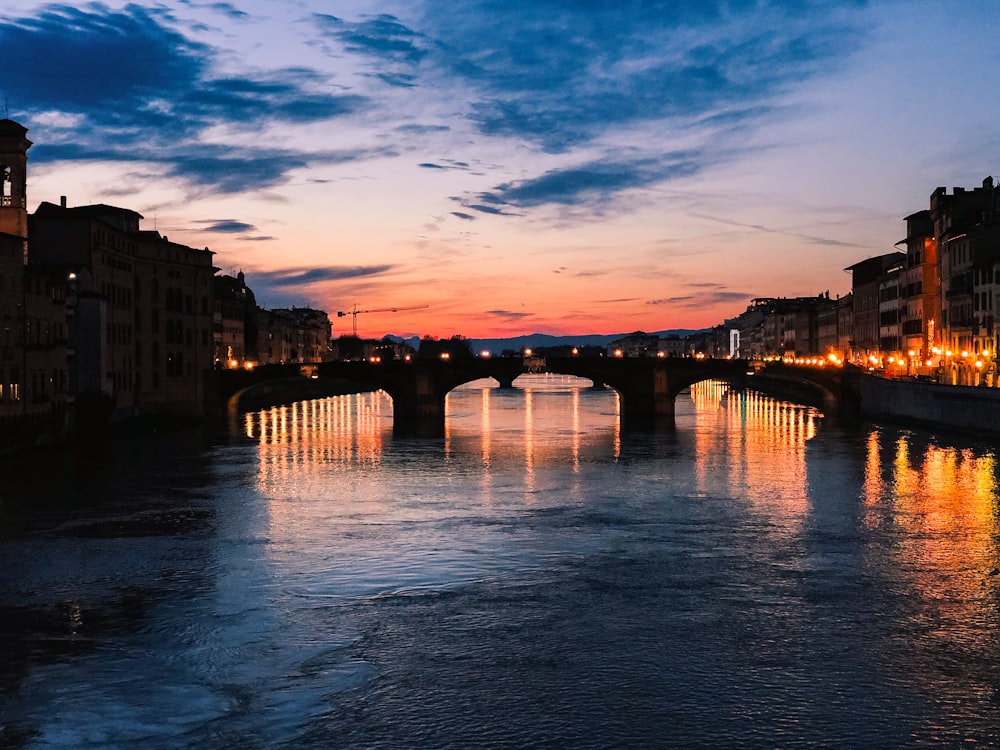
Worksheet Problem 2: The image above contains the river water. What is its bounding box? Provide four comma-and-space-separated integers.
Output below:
2, 376, 1000, 748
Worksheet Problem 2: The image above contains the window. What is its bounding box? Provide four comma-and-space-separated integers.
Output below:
1, 165, 10, 206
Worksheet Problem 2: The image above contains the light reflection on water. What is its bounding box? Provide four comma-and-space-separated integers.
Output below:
2, 376, 1000, 747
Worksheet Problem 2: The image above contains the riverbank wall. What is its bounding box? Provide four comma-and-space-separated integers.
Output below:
860, 374, 1000, 437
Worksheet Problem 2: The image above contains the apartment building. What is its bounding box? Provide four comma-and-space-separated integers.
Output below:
896, 210, 938, 368
29, 200, 215, 421
845, 253, 904, 364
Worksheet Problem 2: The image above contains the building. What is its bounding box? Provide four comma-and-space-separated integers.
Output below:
30, 200, 215, 421
928, 178, 1000, 384
658, 335, 688, 358
816, 293, 852, 361
133, 230, 215, 416
0, 118, 71, 448
845, 252, 904, 365
878, 264, 902, 358
269, 307, 332, 362
608, 331, 659, 357
213, 271, 257, 368
0, 121, 30, 435
896, 210, 938, 372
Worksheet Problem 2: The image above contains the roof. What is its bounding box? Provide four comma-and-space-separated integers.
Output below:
844, 251, 905, 273
0, 118, 29, 139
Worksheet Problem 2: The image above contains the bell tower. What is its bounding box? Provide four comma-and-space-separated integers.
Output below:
0, 118, 32, 238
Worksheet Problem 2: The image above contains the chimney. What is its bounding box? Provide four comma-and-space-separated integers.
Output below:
60, 195, 67, 208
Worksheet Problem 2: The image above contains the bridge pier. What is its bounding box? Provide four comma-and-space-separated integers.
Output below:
494, 374, 518, 389
387, 371, 449, 437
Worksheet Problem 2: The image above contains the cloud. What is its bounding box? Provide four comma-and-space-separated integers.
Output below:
3, 4, 369, 193
251, 265, 395, 287
36, 139, 389, 195
419, 160, 472, 171
689, 213, 870, 248
195, 219, 257, 234
415, 0, 864, 152
459, 203, 519, 217
462, 153, 705, 214
451, 212, 476, 221
395, 123, 450, 134
313, 13, 431, 90
7, 0, 872, 224
487, 309, 533, 319
314, 13, 429, 66
648, 291, 751, 307
179, 1, 249, 21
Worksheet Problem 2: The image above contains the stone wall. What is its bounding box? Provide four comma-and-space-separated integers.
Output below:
860, 375, 1000, 436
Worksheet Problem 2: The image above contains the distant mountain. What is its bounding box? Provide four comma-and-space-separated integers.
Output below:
387, 330, 707, 353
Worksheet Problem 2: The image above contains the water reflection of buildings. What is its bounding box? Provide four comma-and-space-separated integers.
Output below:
863, 427, 999, 599
861, 428, 1000, 710
690, 381, 819, 523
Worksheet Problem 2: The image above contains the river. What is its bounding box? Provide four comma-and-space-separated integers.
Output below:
2, 375, 1000, 748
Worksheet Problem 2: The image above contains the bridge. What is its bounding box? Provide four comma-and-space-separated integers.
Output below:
749, 361, 863, 419
213, 356, 752, 435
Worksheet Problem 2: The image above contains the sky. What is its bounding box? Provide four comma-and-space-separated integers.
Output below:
2, 0, 999, 339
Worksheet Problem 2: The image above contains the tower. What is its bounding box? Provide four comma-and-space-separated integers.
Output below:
0, 118, 32, 238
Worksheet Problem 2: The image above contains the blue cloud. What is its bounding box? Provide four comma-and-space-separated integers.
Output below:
459, 153, 705, 213
2, 3, 369, 193
420, 160, 471, 171
252, 265, 395, 287
195, 219, 257, 234
0, 4, 208, 111
313, 13, 430, 89
5, 0, 871, 216
414, 0, 865, 152
314, 13, 429, 65
309, 0, 867, 211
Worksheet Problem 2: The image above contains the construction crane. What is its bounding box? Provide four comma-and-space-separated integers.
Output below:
336, 303, 429, 337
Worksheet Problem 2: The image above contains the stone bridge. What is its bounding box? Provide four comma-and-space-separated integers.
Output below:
214, 356, 752, 435
749, 362, 863, 419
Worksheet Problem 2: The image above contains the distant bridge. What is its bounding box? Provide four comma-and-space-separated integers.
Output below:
213, 356, 752, 435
